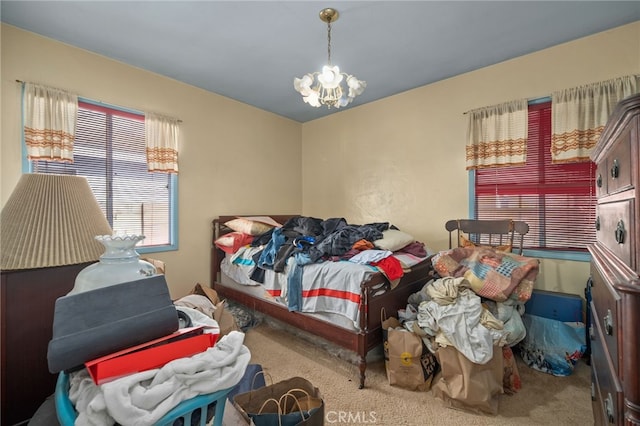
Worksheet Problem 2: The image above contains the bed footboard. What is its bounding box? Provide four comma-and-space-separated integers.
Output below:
355, 259, 434, 387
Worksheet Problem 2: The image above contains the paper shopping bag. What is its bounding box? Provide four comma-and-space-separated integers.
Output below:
382, 310, 439, 391
233, 376, 324, 426
249, 394, 322, 426
431, 345, 504, 415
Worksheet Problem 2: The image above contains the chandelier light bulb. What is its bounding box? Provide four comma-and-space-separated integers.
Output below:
293, 8, 366, 109
319, 65, 343, 89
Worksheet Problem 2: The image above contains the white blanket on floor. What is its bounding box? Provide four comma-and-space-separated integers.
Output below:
69, 331, 251, 426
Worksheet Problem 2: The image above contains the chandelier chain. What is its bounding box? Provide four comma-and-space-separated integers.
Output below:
327, 21, 332, 65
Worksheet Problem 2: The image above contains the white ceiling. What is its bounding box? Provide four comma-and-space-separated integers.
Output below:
2, 1, 639, 123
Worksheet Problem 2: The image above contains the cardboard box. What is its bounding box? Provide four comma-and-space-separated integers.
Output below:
142, 257, 166, 274
85, 326, 219, 384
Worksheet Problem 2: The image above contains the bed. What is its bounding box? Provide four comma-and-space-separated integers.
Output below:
210, 215, 435, 388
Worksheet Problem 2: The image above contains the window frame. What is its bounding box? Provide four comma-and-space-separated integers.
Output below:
22, 97, 179, 254
469, 97, 591, 263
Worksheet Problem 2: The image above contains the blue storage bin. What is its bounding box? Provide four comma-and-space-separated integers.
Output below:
524, 289, 583, 323
55, 372, 232, 426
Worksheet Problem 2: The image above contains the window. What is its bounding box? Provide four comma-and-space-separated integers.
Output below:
474, 100, 596, 255
30, 100, 176, 251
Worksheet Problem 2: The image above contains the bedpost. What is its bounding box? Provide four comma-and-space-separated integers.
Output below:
210, 219, 221, 287
357, 333, 367, 389
357, 284, 369, 389
358, 358, 367, 389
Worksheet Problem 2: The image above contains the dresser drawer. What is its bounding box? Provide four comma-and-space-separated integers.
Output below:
589, 275, 620, 375
595, 161, 609, 198
591, 361, 606, 425
602, 125, 634, 195
590, 306, 624, 425
596, 200, 634, 268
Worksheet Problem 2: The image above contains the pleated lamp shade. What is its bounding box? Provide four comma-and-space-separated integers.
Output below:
1, 173, 113, 270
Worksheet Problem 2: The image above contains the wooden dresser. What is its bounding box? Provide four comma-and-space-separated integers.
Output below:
1, 263, 90, 425
589, 93, 640, 425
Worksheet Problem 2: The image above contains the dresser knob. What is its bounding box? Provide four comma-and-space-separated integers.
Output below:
596, 174, 603, 188
595, 216, 600, 231
610, 159, 619, 179
615, 220, 625, 244
603, 309, 613, 336
605, 392, 615, 423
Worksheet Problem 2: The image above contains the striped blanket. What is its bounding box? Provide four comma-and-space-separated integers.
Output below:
222, 247, 378, 328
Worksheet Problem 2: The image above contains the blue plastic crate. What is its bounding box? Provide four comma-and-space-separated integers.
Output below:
524, 289, 584, 323
55, 372, 232, 426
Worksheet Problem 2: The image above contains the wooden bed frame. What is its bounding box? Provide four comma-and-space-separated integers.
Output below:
210, 215, 435, 388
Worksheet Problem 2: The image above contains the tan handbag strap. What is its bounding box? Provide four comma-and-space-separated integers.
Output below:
278, 389, 309, 419
248, 370, 274, 402
282, 388, 311, 400
257, 397, 283, 426
256, 389, 313, 426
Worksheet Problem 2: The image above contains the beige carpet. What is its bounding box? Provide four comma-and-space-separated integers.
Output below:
242, 321, 593, 426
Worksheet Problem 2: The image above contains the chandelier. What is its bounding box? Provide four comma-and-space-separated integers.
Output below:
293, 8, 366, 109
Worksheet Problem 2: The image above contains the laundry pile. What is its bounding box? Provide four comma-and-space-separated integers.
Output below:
386, 245, 540, 414
68, 331, 249, 425
48, 275, 250, 425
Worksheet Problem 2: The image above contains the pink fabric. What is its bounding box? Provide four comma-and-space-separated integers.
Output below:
214, 232, 254, 254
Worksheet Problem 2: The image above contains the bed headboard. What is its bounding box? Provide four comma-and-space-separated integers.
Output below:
445, 219, 529, 255
210, 215, 299, 286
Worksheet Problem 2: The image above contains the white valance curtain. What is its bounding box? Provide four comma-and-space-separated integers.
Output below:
551, 75, 639, 163
465, 99, 528, 170
23, 82, 78, 162
144, 112, 180, 173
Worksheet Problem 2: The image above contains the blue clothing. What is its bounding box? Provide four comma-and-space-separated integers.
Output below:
258, 227, 286, 270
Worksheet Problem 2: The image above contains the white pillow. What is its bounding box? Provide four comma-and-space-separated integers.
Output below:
225, 218, 274, 236
374, 229, 415, 252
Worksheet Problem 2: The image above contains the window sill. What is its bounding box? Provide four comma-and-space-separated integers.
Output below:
522, 249, 591, 262
138, 244, 178, 254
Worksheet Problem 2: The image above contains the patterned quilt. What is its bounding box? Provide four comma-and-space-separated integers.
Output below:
432, 246, 539, 302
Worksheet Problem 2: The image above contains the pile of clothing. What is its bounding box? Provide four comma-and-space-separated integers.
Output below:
395, 245, 540, 414
51, 277, 250, 426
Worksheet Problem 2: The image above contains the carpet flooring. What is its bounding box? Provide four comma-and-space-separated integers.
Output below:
242, 321, 593, 426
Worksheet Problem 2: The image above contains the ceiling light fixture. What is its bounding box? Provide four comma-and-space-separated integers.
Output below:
294, 8, 366, 109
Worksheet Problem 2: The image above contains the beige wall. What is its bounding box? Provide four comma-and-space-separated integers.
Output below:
1, 24, 302, 298
301, 21, 640, 297
2, 22, 639, 299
